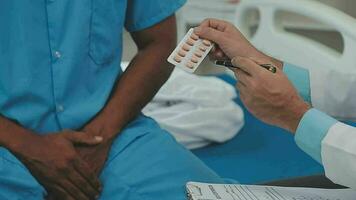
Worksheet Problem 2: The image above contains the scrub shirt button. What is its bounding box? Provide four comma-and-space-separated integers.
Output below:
54, 51, 62, 59
56, 105, 64, 112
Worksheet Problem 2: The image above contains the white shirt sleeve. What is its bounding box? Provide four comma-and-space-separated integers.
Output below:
310, 67, 356, 121
285, 64, 356, 188
322, 122, 356, 189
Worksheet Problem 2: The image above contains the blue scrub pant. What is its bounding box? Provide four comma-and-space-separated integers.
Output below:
0, 115, 224, 199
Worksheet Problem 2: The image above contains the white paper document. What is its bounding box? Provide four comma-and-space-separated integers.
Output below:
186, 182, 356, 200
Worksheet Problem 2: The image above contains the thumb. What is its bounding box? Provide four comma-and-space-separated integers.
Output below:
63, 131, 103, 146
194, 27, 225, 45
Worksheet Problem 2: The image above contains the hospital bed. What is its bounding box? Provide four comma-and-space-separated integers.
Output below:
191, 0, 356, 184
234, 0, 356, 71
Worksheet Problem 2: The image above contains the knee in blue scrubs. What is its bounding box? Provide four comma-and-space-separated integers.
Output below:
99, 115, 225, 200
0, 149, 45, 200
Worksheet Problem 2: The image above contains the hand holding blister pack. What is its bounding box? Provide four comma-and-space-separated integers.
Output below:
168, 28, 214, 73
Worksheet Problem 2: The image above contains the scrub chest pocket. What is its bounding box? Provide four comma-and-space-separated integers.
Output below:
89, 0, 126, 65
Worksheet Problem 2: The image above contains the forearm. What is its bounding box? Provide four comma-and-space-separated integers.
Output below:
83, 16, 177, 139
0, 115, 37, 154
96, 45, 173, 138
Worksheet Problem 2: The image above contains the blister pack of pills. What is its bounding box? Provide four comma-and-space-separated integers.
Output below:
167, 28, 213, 73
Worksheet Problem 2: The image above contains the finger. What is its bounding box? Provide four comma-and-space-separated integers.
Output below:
239, 91, 248, 105
233, 68, 250, 85
67, 170, 100, 200
232, 56, 263, 76
248, 57, 270, 65
247, 57, 280, 74
236, 82, 246, 91
45, 194, 58, 200
73, 158, 102, 193
64, 131, 103, 146
194, 26, 225, 45
60, 178, 95, 200
47, 184, 76, 200
198, 18, 230, 31
68, 159, 101, 199
210, 48, 228, 60
209, 45, 228, 60
236, 83, 249, 103
214, 50, 225, 58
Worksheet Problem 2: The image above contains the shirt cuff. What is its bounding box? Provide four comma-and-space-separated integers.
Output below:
295, 109, 338, 163
283, 63, 311, 103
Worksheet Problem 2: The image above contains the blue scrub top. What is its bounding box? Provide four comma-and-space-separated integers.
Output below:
0, 0, 186, 134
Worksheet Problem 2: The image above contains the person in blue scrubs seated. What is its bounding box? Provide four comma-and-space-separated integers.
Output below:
0, 1, 226, 200
195, 19, 356, 189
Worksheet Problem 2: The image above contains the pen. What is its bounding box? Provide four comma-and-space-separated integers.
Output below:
215, 60, 277, 73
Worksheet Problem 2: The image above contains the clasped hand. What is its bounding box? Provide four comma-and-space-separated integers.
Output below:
16, 122, 114, 200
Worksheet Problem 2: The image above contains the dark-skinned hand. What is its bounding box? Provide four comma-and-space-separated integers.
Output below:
15, 130, 103, 200
76, 117, 117, 176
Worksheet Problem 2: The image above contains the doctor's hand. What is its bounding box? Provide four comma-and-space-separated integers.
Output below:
15, 131, 103, 200
232, 57, 310, 133
194, 18, 283, 69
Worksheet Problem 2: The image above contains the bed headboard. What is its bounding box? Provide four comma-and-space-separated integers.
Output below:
235, 0, 356, 71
